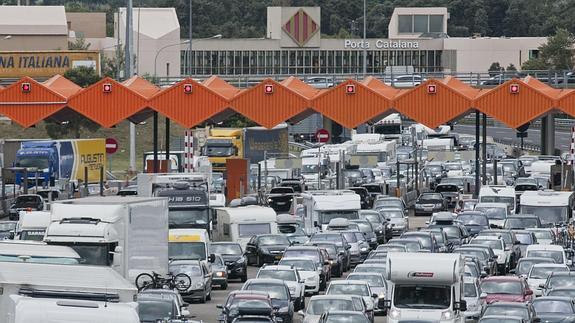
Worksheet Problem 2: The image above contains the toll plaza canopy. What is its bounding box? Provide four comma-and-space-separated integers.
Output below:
1, 74, 574, 129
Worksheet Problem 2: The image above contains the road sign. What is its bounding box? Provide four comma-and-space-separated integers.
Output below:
516, 132, 528, 138
315, 128, 330, 143
105, 138, 119, 154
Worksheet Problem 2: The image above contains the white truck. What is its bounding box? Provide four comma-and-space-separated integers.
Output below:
301, 190, 361, 233
0, 261, 138, 322
214, 205, 278, 250
355, 141, 396, 166
17, 210, 51, 241
520, 190, 575, 226
44, 196, 169, 282
0, 241, 82, 264
385, 252, 466, 323
422, 138, 454, 151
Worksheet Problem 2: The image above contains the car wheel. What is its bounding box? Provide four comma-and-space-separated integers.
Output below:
206, 290, 211, 301
199, 293, 206, 304
221, 282, 228, 290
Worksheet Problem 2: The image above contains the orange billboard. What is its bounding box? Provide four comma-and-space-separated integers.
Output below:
0, 51, 100, 78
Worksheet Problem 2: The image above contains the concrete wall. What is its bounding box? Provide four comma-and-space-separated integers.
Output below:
388, 7, 449, 39
67, 12, 107, 38
0, 35, 68, 51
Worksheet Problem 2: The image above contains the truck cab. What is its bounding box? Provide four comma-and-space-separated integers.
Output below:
156, 182, 211, 232
203, 128, 243, 172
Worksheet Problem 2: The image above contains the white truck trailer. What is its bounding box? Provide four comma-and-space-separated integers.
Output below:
385, 252, 466, 323
44, 196, 169, 282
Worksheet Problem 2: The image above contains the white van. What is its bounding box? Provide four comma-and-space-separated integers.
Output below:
479, 185, 516, 214
385, 252, 466, 323
520, 191, 575, 226
169, 228, 211, 261
214, 205, 278, 250
17, 210, 50, 241
301, 190, 361, 233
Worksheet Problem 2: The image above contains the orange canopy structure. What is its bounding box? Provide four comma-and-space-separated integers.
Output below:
0, 75, 573, 129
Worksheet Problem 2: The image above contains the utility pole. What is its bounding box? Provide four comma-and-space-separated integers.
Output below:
189, 0, 192, 77
125, 0, 136, 172
362, 0, 367, 77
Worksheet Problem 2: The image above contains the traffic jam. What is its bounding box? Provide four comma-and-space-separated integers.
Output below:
2, 115, 575, 323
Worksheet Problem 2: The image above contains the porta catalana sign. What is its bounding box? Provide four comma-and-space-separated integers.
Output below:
344, 39, 420, 49
0, 51, 100, 78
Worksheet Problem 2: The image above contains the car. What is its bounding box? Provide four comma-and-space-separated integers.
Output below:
526, 228, 556, 245
375, 244, 407, 253
541, 272, 575, 296
138, 292, 190, 323
526, 245, 570, 266
547, 287, 575, 298
527, 264, 570, 296
386, 74, 426, 88
470, 236, 510, 273
353, 263, 386, 277
350, 219, 378, 249
217, 290, 275, 323
210, 254, 229, 289
318, 310, 372, 323
420, 228, 452, 253
373, 197, 406, 215
346, 273, 387, 315
434, 183, 461, 207
379, 208, 409, 236
307, 242, 346, 277
8, 194, 44, 220
414, 192, 448, 216
0, 221, 17, 240
513, 230, 537, 257
512, 257, 558, 277
325, 280, 377, 322
463, 277, 482, 321
245, 234, 291, 266
478, 315, 528, 323
453, 247, 497, 276
474, 203, 508, 228
477, 229, 522, 268
137, 289, 189, 314
480, 276, 533, 304
400, 231, 438, 253
480, 302, 535, 322
300, 295, 370, 323
504, 215, 542, 230
169, 259, 212, 303
283, 246, 331, 290
278, 258, 321, 296
241, 278, 294, 323
358, 210, 389, 244
456, 212, 490, 236
333, 231, 368, 265
256, 265, 305, 311
349, 187, 372, 210
385, 238, 423, 252
464, 259, 484, 279
267, 186, 295, 214
210, 242, 248, 282
308, 233, 351, 272
532, 296, 575, 323
458, 245, 500, 274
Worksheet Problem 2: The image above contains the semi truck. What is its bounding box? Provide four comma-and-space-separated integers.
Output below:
203, 124, 289, 171
44, 196, 169, 282
13, 139, 107, 185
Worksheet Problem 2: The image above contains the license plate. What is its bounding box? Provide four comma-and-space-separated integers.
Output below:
424, 208, 433, 211
276, 202, 286, 205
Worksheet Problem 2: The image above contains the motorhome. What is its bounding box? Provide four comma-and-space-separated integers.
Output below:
44, 196, 169, 281
214, 205, 278, 250
17, 210, 50, 241
520, 190, 575, 226
422, 138, 454, 151
385, 252, 466, 323
0, 241, 81, 265
0, 261, 138, 320
301, 190, 361, 233
168, 228, 211, 261
479, 185, 516, 215
355, 141, 396, 166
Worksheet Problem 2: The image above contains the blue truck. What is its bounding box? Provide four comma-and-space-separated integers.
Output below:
14, 139, 107, 186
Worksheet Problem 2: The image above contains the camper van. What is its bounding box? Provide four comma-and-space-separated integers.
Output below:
520, 191, 575, 226
301, 190, 361, 234
214, 206, 278, 250
385, 252, 466, 323
479, 185, 516, 215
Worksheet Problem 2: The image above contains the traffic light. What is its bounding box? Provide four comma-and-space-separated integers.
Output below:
345, 84, 356, 94
510, 83, 519, 94
21, 82, 31, 93
183, 83, 193, 94
264, 84, 274, 94
102, 83, 112, 93
427, 84, 437, 94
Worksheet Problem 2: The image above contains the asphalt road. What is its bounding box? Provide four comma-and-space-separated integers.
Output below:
189, 213, 431, 323
453, 123, 571, 152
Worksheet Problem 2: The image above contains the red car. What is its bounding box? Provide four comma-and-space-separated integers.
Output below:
479, 276, 534, 304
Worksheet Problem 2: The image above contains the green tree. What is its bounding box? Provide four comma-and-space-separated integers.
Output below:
68, 37, 91, 50
45, 67, 102, 139
488, 62, 502, 76
521, 28, 575, 70
102, 46, 125, 78
506, 63, 517, 71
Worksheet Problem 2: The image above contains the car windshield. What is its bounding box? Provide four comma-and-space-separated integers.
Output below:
522, 206, 568, 225
259, 235, 289, 245
457, 215, 488, 226
530, 266, 568, 279
283, 250, 319, 262
323, 314, 370, 323
347, 274, 384, 287
445, 164, 462, 171
238, 223, 271, 237
480, 196, 514, 208
454, 249, 487, 261
341, 232, 358, 243
517, 259, 553, 275
245, 284, 289, 300
533, 300, 574, 314
475, 207, 507, 220
354, 266, 386, 276
479, 232, 512, 245
205, 145, 234, 157
480, 281, 522, 294
548, 289, 575, 297
306, 299, 354, 315
320, 211, 358, 224
506, 218, 539, 229
382, 211, 404, 218
375, 200, 403, 209
310, 234, 342, 244
257, 270, 296, 281
169, 242, 206, 260
465, 264, 480, 277
464, 283, 477, 297
402, 235, 431, 249
279, 259, 316, 271
515, 233, 534, 245
170, 264, 202, 277
527, 250, 564, 264
360, 213, 380, 224
394, 285, 451, 309
210, 243, 242, 255
168, 208, 209, 227
471, 239, 502, 250
436, 185, 458, 192
482, 306, 528, 320
530, 230, 553, 240
433, 226, 461, 239
328, 284, 369, 296
549, 276, 575, 289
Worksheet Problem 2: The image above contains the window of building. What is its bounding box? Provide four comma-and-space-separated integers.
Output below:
414, 15, 428, 33
429, 15, 444, 33
398, 15, 413, 33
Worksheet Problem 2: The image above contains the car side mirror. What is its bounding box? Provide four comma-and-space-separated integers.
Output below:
346, 245, 351, 250
324, 260, 329, 265
216, 304, 223, 309
208, 254, 216, 263
314, 221, 319, 228
509, 269, 516, 274
182, 302, 190, 308
297, 310, 305, 316
514, 240, 520, 245
454, 300, 467, 312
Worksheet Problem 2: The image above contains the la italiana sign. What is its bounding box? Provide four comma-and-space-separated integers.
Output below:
344, 39, 420, 49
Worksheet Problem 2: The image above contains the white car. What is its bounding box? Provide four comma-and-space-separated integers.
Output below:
463, 277, 482, 320
470, 236, 510, 273
527, 264, 570, 296
279, 258, 320, 295
385, 75, 426, 88
256, 265, 306, 311
526, 228, 555, 245
326, 280, 376, 315
474, 202, 508, 228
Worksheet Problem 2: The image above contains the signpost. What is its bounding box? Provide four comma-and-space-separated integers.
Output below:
315, 128, 330, 143
105, 138, 118, 172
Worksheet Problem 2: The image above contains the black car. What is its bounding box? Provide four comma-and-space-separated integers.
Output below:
349, 187, 372, 209
245, 234, 291, 266
241, 279, 294, 323
308, 232, 352, 271
362, 183, 386, 203
267, 187, 295, 214
8, 194, 44, 221
359, 210, 390, 244
217, 290, 276, 323
211, 242, 248, 282
309, 242, 346, 277
414, 192, 448, 216
0, 221, 17, 240
456, 212, 490, 236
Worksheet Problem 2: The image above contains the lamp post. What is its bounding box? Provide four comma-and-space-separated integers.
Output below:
362, 0, 367, 77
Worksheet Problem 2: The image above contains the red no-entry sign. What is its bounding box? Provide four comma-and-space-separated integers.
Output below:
315, 128, 330, 143
106, 138, 119, 154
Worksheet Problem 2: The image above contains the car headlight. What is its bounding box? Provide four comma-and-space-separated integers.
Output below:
441, 311, 453, 320
389, 308, 401, 319
360, 247, 368, 252
215, 271, 225, 277
236, 257, 245, 264
193, 281, 204, 289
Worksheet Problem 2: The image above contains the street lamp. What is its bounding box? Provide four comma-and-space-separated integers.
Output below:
2, 35, 12, 40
